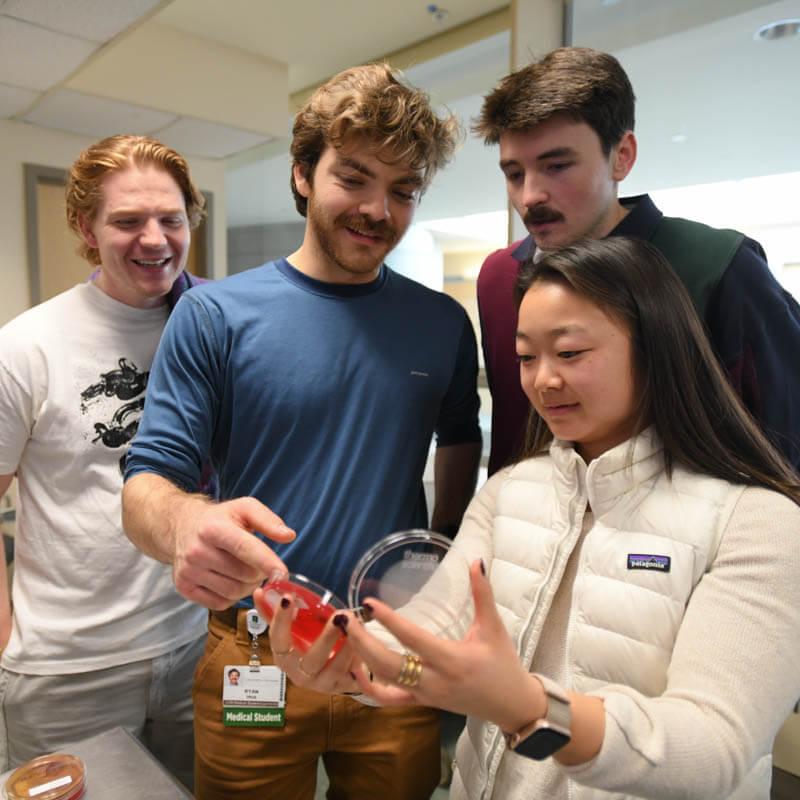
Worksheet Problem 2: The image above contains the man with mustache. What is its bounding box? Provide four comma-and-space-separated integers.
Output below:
476, 47, 800, 474
122, 64, 482, 800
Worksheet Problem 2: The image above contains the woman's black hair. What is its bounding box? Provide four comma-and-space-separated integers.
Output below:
514, 237, 799, 504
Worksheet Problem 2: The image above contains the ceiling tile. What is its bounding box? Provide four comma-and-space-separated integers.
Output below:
66, 23, 288, 138
0, 82, 38, 118
2, 0, 162, 43
0, 16, 98, 91
22, 89, 177, 139
153, 118, 272, 159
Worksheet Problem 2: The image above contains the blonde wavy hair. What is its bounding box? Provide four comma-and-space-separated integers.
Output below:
290, 63, 461, 216
66, 134, 206, 265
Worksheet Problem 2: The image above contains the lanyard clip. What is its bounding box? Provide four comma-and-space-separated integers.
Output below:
246, 608, 267, 667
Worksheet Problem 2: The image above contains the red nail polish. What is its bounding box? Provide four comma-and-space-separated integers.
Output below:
480, 559, 486, 576
361, 602, 374, 622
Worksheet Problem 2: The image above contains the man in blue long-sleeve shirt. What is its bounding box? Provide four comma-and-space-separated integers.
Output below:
122, 64, 482, 800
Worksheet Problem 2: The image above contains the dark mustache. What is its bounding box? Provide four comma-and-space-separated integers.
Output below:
524, 206, 563, 226
342, 215, 395, 239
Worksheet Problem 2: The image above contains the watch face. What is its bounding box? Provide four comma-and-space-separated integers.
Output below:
515, 726, 571, 760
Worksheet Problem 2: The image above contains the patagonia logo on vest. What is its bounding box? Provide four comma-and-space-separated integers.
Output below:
627, 554, 671, 572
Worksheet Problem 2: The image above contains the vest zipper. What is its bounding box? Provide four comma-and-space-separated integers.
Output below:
480, 483, 589, 800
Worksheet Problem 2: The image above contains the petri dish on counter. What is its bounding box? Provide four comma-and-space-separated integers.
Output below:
4, 753, 86, 800
348, 529, 452, 612
257, 572, 346, 655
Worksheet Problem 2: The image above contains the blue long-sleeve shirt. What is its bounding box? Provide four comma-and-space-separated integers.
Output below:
126, 259, 481, 601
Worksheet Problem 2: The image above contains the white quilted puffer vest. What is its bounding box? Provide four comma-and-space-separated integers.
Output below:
449, 429, 767, 800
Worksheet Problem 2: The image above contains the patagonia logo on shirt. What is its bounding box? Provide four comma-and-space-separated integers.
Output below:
627, 554, 671, 573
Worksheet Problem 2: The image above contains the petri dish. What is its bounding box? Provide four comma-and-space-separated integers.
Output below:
4, 753, 86, 800
257, 572, 346, 654
348, 529, 452, 612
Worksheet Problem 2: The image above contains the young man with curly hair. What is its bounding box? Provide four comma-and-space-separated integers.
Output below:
123, 64, 482, 800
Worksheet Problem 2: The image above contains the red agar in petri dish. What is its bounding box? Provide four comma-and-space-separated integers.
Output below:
257, 575, 346, 656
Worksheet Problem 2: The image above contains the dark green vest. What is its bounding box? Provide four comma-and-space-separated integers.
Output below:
650, 217, 744, 317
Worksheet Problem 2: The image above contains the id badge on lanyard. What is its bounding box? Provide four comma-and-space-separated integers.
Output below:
222, 608, 286, 727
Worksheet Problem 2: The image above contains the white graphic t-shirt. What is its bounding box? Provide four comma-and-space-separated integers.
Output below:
0, 282, 207, 674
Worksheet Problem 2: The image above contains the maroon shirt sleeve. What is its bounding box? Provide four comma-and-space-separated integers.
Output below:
477, 242, 531, 475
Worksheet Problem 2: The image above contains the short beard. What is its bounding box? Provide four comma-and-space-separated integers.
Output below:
308, 201, 397, 276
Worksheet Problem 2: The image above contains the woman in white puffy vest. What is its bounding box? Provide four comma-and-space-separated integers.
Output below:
265, 237, 800, 800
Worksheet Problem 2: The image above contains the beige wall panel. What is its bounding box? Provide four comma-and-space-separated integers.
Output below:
443, 248, 494, 364
0, 122, 92, 324
511, 0, 563, 68
444, 249, 492, 279
508, 0, 564, 243
184, 216, 208, 280
36, 182, 93, 302
775, 712, 800, 777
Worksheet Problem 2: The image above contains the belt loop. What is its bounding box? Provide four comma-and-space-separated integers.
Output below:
209, 607, 239, 630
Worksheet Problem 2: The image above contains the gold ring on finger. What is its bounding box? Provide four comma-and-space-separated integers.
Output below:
297, 657, 321, 680
396, 651, 422, 688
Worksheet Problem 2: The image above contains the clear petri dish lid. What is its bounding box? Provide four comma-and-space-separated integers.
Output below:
4, 753, 86, 800
257, 571, 346, 655
347, 529, 453, 613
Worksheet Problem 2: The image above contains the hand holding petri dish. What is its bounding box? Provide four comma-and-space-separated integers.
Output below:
257, 572, 347, 655
258, 529, 466, 656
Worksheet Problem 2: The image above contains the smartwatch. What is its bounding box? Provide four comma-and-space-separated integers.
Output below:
503, 674, 571, 760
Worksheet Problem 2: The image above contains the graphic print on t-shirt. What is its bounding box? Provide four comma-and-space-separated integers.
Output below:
80, 357, 148, 473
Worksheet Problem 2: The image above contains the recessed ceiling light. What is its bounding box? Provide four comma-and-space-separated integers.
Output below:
671, 133, 688, 144
754, 18, 800, 41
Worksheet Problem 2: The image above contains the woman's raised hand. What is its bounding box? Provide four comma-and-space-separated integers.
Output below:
343, 560, 546, 732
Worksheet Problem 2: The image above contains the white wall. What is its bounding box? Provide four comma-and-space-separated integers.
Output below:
385, 224, 444, 291
0, 119, 227, 325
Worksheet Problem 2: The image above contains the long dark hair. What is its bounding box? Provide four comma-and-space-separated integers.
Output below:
514, 237, 800, 504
